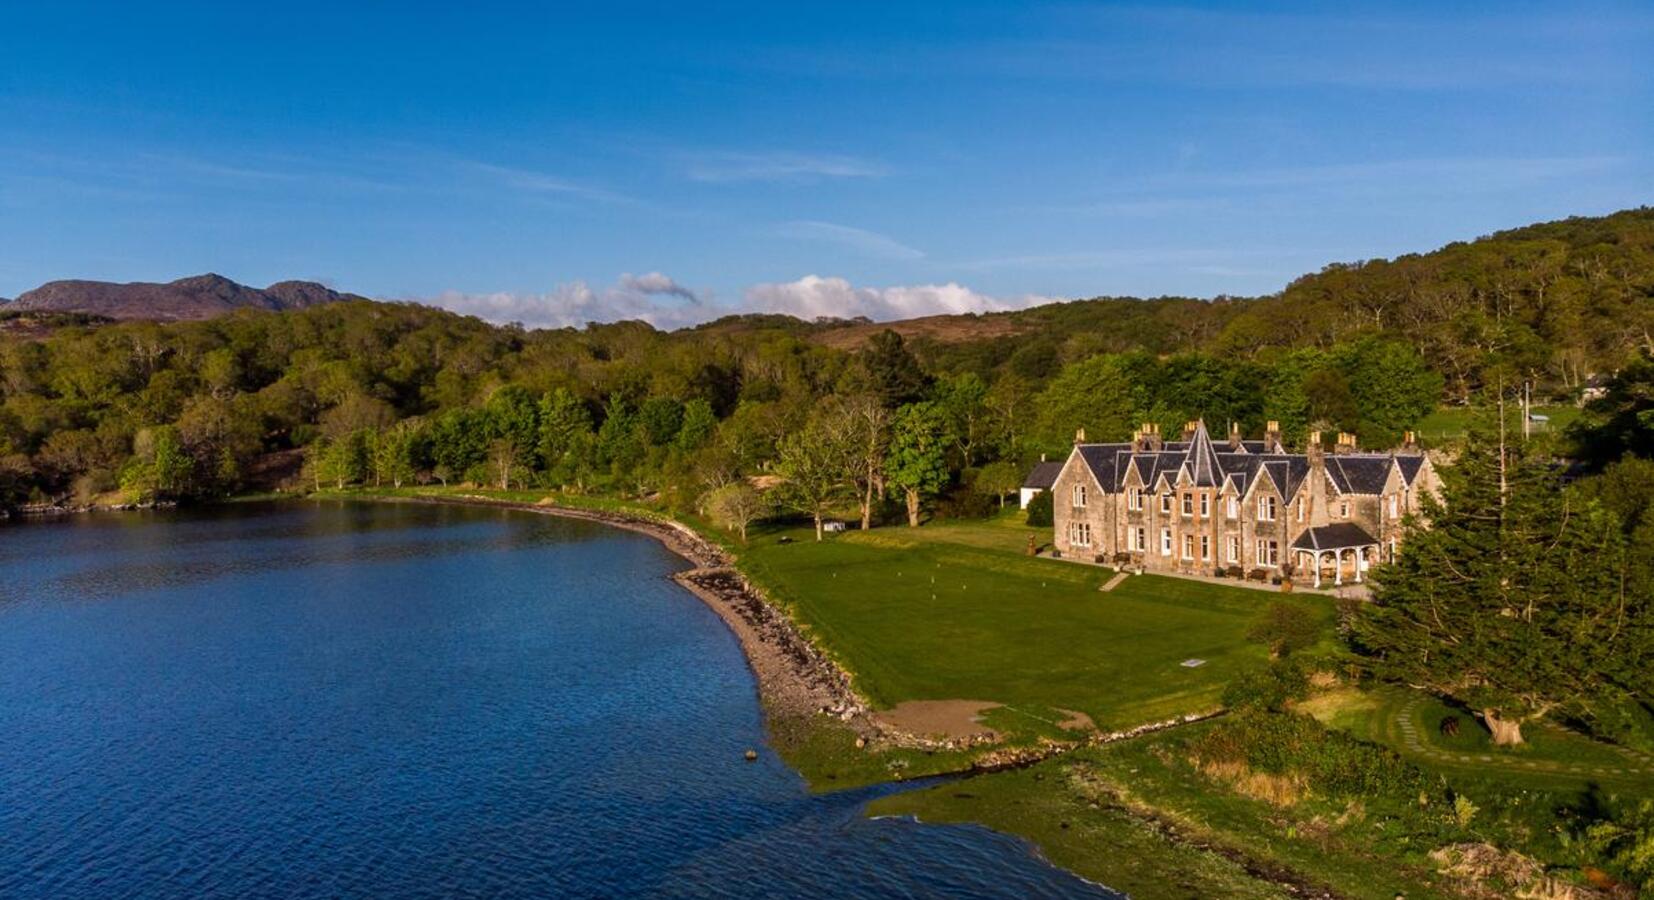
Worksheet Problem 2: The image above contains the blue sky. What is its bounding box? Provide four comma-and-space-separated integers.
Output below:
2, 1, 1650, 327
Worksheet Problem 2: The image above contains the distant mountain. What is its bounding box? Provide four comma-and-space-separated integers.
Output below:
4, 273, 361, 321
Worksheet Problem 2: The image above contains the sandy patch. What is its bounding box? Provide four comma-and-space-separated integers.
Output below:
873, 700, 1003, 740
1054, 708, 1097, 732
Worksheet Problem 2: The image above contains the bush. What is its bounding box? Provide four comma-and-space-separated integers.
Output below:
1025, 490, 1053, 527
1222, 661, 1310, 712
1579, 798, 1654, 894
934, 484, 998, 520
1189, 709, 1427, 800
1246, 601, 1322, 657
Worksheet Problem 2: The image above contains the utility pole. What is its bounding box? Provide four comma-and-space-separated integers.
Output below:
1521, 380, 1531, 442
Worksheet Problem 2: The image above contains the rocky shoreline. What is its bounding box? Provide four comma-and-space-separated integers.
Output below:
2, 499, 177, 520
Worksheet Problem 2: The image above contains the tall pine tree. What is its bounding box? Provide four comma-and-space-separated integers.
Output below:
1355, 408, 1634, 745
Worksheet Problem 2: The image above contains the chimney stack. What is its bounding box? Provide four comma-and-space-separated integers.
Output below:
1401, 430, 1419, 453
1334, 432, 1358, 455
1227, 420, 1243, 451
1141, 422, 1163, 452
1181, 420, 1198, 442
1264, 420, 1282, 452
1074, 427, 1086, 445
1306, 430, 1325, 464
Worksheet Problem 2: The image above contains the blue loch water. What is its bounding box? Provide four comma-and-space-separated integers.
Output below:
0, 501, 1115, 899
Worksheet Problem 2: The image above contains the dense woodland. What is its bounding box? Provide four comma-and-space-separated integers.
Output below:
1, 208, 1649, 516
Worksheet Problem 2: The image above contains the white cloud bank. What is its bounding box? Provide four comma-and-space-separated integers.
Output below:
426, 272, 705, 330
421, 273, 1058, 330
744, 275, 1056, 322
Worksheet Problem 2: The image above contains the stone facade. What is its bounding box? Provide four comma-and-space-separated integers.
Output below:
1050, 420, 1438, 586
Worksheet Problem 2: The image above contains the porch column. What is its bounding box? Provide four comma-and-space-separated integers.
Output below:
1354, 547, 1365, 583
1311, 551, 1322, 588
1333, 549, 1342, 586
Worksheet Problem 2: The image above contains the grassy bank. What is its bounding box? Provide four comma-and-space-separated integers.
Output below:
737, 515, 1332, 734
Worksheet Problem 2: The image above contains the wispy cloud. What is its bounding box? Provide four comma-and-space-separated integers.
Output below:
462, 161, 636, 204
955, 248, 1277, 273
742, 7, 1652, 91
0, 148, 403, 196
774, 220, 924, 260
686, 152, 888, 184
1166, 156, 1626, 191
744, 275, 1056, 322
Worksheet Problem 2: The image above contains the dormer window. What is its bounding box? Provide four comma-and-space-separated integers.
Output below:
1258, 496, 1277, 521
1128, 487, 1143, 511
1388, 494, 1399, 517
1295, 497, 1305, 522
1181, 493, 1193, 516
1226, 495, 1238, 519
1199, 494, 1210, 517
1072, 484, 1087, 507
1338, 501, 1350, 518
1160, 493, 1172, 514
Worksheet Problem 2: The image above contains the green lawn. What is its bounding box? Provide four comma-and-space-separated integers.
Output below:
1414, 404, 1581, 443
737, 514, 1333, 733
1304, 686, 1654, 791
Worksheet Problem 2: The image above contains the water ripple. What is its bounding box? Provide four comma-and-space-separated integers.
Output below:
0, 503, 1115, 899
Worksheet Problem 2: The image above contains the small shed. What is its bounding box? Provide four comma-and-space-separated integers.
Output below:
1019, 458, 1064, 509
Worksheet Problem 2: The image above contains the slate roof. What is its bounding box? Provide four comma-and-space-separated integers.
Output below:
1325, 455, 1393, 495
1023, 460, 1064, 490
1183, 423, 1224, 487
1394, 455, 1426, 486
1071, 420, 1416, 502
1290, 523, 1380, 551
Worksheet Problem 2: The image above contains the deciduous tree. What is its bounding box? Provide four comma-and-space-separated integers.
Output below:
886, 401, 951, 527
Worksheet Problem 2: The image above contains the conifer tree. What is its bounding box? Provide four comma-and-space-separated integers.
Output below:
1355, 407, 1634, 745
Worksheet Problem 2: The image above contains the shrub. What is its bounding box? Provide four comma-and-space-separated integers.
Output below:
1189, 709, 1427, 800
1222, 661, 1309, 712
934, 484, 998, 520
1246, 601, 1322, 657
1452, 793, 1479, 827
1579, 799, 1654, 893
1025, 490, 1053, 527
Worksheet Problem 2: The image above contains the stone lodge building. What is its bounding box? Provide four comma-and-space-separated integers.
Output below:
1049, 420, 1438, 588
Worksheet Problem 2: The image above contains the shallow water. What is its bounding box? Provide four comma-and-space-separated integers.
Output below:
0, 501, 1116, 899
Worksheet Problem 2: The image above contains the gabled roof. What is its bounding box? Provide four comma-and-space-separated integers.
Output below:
1068, 420, 1410, 500
1291, 523, 1379, 551
1394, 455, 1426, 486
1325, 455, 1393, 495
1023, 460, 1064, 490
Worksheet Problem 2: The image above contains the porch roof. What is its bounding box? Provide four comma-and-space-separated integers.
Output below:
1290, 523, 1379, 552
